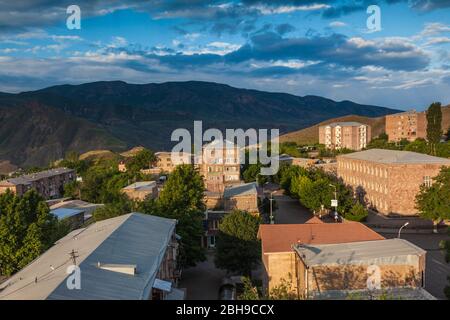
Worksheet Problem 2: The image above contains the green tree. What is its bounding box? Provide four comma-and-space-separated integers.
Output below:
140, 165, 206, 267
403, 138, 429, 154
126, 148, 156, 173
215, 210, 261, 276
345, 202, 368, 222
415, 166, 450, 222
426, 102, 443, 155
0, 190, 58, 275
238, 276, 260, 300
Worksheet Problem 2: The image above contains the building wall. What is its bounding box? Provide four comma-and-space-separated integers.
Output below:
385, 111, 427, 142
337, 158, 444, 216
319, 124, 371, 151
202, 146, 240, 192
122, 185, 158, 201
224, 194, 258, 213
205, 194, 223, 210
301, 263, 423, 297
262, 252, 297, 294
155, 152, 193, 173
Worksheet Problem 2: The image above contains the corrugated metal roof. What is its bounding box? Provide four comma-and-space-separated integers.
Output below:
123, 181, 156, 190
0, 213, 176, 300
338, 149, 450, 164
223, 182, 257, 198
294, 238, 426, 267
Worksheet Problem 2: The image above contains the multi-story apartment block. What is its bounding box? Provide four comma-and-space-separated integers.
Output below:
319, 122, 371, 151
201, 139, 241, 193
337, 149, 450, 216
0, 168, 76, 199
385, 110, 427, 142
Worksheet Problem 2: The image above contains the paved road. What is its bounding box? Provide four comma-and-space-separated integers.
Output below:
381, 232, 450, 300
178, 252, 226, 300
271, 190, 314, 224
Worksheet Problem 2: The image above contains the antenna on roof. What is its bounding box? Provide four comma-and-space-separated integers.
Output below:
69, 249, 79, 265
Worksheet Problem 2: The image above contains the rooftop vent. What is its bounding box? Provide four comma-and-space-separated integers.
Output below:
97, 263, 137, 275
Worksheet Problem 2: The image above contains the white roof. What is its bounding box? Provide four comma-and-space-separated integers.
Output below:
338, 149, 450, 164
294, 238, 425, 267
122, 181, 156, 191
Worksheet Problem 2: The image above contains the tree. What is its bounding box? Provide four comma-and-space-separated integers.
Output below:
140, 164, 206, 267
0, 190, 58, 276
126, 148, 156, 173
345, 202, 368, 222
415, 166, 450, 222
238, 277, 260, 300
215, 210, 261, 276
426, 102, 443, 155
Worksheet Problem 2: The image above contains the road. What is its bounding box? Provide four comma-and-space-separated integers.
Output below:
380, 232, 450, 300
270, 190, 315, 224
178, 252, 226, 300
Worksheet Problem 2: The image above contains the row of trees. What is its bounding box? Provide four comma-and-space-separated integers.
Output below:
0, 190, 69, 275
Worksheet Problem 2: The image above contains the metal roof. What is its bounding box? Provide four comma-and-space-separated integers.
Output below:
294, 238, 426, 267
338, 149, 450, 164
50, 208, 84, 220
0, 213, 176, 300
122, 181, 156, 190
223, 182, 257, 198
2, 168, 74, 186
320, 122, 366, 127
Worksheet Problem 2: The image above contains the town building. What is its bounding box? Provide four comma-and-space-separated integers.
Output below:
385, 110, 427, 142
49, 199, 104, 222
258, 221, 385, 294
337, 149, 450, 216
202, 140, 241, 193
319, 122, 371, 151
202, 210, 225, 248
0, 213, 183, 300
278, 154, 318, 167
0, 168, 76, 199
153, 151, 194, 173
122, 181, 158, 201
293, 238, 426, 299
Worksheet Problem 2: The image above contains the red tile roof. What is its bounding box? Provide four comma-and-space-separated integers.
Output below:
258, 222, 385, 253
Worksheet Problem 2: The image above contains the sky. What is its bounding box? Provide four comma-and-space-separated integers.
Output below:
0, 0, 449, 110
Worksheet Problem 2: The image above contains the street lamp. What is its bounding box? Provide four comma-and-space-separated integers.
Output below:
269, 190, 275, 224
329, 184, 339, 222
397, 222, 409, 239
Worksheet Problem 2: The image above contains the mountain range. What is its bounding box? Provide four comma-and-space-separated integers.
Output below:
0, 81, 401, 167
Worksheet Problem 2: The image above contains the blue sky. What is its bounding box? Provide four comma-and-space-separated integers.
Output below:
0, 0, 449, 110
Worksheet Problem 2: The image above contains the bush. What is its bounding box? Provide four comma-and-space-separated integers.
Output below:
345, 202, 368, 222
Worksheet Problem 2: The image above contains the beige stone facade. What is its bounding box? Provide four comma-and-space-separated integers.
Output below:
153, 151, 193, 173
337, 149, 450, 216
319, 122, 371, 151
385, 110, 427, 142
201, 140, 240, 193
122, 181, 158, 201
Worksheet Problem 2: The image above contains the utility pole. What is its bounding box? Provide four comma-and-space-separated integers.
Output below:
69, 249, 79, 266
329, 184, 338, 222
269, 190, 275, 224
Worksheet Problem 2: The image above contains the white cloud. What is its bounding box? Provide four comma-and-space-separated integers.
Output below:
329, 21, 347, 28
254, 3, 331, 15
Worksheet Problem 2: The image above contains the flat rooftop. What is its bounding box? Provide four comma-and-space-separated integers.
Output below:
3, 168, 74, 185
320, 122, 366, 127
224, 182, 257, 198
338, 149, 450, 165
122, 181, 156, 190
293, 238, 426, 267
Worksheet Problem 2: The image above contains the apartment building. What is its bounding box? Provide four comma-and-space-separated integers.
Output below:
0, 213, 184, 300
319, 122, 371, 151
337, 149, 450, 216
154, 151, 194, 173
202, 139, 241, 193
385, 110, 427, 142
0, 168, 76, 199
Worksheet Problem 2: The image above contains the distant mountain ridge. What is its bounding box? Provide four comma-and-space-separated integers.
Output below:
0, 80, 401, 167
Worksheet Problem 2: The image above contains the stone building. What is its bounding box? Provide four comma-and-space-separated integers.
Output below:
293, 238, 426, 299
153, 151, 194, 173
201, 139, 240, 193
258, 221, 384, 294
385, 110, 427, 142
122, 181, 158, 201
319, 122, 371, 151
337, 149, 450, 216
0, 168, 76, 199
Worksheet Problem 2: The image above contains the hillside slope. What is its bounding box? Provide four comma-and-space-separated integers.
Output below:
0, 81, 400, 167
